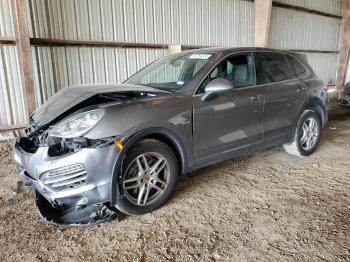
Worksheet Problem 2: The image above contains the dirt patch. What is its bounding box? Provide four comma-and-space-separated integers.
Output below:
0, 97, 349, 261
0, 140, 14, 167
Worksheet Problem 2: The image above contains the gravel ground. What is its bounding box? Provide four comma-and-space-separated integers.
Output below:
0, 140, 14, 167
0, 96, 349, 261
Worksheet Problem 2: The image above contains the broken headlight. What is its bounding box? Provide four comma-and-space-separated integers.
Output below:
49, 109, 104, 138
46, 136, 119, 157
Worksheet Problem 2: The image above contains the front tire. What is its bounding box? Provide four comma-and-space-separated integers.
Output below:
283, 110, 321, 157
115, 139, 178, 215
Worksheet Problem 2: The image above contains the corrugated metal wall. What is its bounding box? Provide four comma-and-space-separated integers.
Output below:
268, 6, 341, 83
0, 46, 26, 139
269, 7, 340, 51
307, 53, 339, 82
26, 0, 254, 46
0, 0, 26, 139
0, 0, 15, 37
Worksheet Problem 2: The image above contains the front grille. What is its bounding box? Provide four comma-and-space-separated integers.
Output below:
40, 164, 87, 191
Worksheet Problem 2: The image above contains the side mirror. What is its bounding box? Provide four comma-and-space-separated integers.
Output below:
201, 78, 234, 102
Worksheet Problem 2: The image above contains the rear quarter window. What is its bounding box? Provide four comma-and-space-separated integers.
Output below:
255, 52, 293, 85
286, 54, 308, 78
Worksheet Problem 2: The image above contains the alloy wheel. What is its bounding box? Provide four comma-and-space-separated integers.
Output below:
300, 117, 319, 151
122, 152, 170, 206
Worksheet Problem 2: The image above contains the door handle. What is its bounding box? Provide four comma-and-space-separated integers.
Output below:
297, 87, 307, 93
250, 95, 262, 102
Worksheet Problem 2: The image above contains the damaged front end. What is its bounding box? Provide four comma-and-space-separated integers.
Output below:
13, 126, 122, 225
13, 84, 167, 225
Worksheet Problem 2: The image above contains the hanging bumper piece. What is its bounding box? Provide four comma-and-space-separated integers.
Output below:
34, 190, 121, 226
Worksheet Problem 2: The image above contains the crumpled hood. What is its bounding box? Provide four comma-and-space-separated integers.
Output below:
31, 83, 166, 126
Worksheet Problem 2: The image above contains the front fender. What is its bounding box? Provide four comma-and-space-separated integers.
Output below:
109, 127, 191, 207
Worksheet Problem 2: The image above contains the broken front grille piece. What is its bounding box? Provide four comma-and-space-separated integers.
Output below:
40, 164, 87, 191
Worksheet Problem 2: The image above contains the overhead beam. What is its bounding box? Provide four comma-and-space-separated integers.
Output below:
245, 0, 342, 19
31, 38, 208, 51
254, 0, 273, 47
30, 38, 168, 49
272, 1, 342, 19
11, 0, 36, 115
336, 0, 350, 92
27, 38, 338, 53
287, 49, 338, 54
0, 37, 16, 45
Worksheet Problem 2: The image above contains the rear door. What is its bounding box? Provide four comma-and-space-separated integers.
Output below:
254, 52, 309, 144
193, 52, 264, 165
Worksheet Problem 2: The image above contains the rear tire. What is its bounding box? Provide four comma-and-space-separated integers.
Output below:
283, 110, 321, 157
115, 139, 178, 215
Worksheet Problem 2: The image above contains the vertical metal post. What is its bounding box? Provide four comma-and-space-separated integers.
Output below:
11, 0, 36, 115
337, 0, 350, 92
254, 0, 273, 47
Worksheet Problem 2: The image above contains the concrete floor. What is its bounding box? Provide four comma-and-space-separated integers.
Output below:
0, 95, 349, 261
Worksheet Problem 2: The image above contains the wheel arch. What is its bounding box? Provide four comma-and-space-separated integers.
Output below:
288, 100, 327, 145
306, 101, 327, 128
110, 127, 188, 207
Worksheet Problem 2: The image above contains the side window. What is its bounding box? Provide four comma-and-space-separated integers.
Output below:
286, 55, 308, 78
255, 52, 293, 85
196, 53, 256, 94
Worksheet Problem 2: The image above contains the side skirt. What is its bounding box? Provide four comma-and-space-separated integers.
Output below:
186, 139, 289, 173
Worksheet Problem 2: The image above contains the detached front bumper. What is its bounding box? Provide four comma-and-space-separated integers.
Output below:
13, 140, 118, 208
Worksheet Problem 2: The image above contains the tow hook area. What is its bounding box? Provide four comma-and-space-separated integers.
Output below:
35, 190, 122, 226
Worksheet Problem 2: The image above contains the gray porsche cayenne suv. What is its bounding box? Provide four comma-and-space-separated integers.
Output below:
13, 47, 328, 216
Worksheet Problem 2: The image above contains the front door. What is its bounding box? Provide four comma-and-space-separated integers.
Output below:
193, 53, 264, 165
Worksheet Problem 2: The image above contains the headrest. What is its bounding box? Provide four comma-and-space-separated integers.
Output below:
233, 65, 248, 84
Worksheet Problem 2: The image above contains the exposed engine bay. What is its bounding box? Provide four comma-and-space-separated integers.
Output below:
19, 91, 159, 156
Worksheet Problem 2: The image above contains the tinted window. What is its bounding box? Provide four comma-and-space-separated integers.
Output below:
197, 53, 256, 94
286, 55, 308, 78
255, 52, 293, 84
